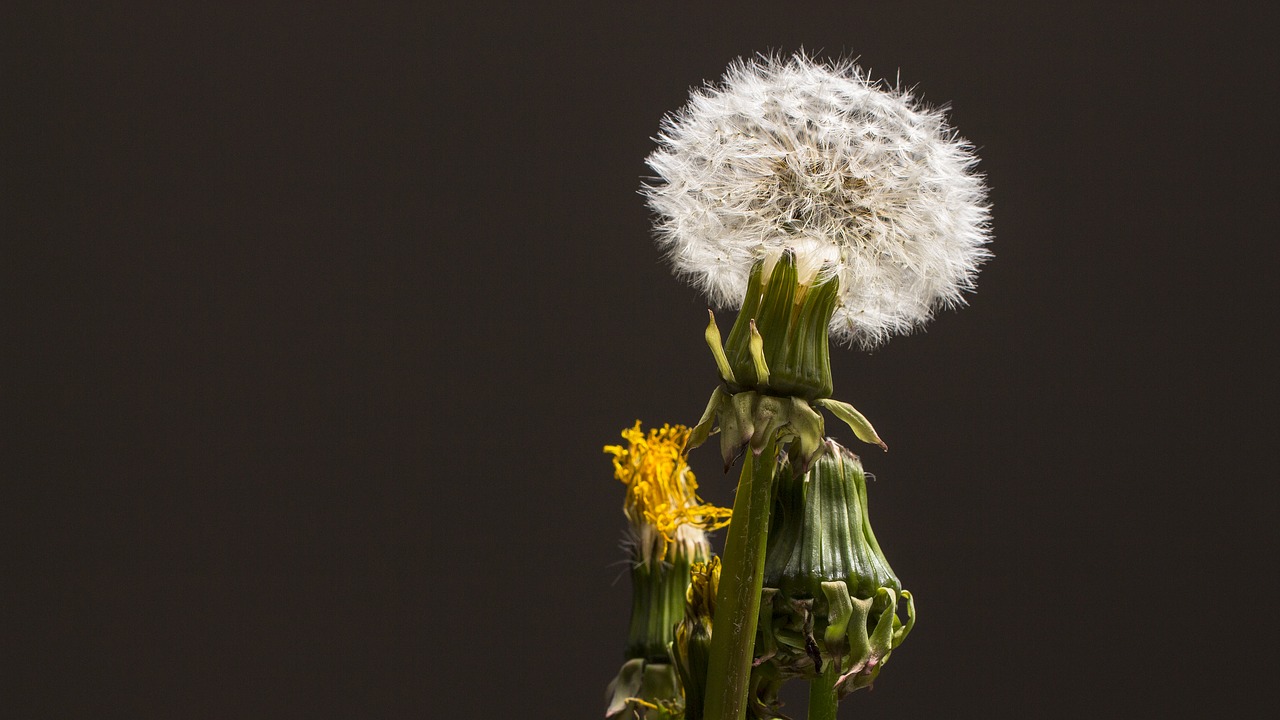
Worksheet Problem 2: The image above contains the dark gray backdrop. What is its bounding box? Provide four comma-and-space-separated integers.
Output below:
7, 2, 1276, 718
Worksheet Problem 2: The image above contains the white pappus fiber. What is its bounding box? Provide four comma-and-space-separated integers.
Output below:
644, 53, 992, 347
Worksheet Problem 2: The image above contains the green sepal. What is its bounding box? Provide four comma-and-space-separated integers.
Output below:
673, 631, 709, 720
836, 587, 902, 696
820, 580, 854, 673
704, 310, 737, 386
692, 391, 840, 476
711, 391, 824, 468
748, 394, 787, 456
606, 659, 682, 719
689, 386, 728, 450
748, 320, 770, 387
867, 588, 898, 658
834, 596, 875, 690
893, 590, 916, 648
785, 397, 826, 473
626, 543, 699, 663
762, 443, 900, 602
723, 260, 765, 384
721, 254, 837, 401
719, 391, 758, 470
775, 270, 838, 400
765, 598, 812, 659
815, 398, 887, 451
753, 252, 797, 372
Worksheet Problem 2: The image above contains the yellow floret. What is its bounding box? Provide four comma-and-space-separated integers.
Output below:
604, 421, 732, 562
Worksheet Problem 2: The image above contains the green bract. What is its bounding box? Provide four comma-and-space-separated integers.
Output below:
605, 658, 682, 720
691, 257, 887, 472
765, 442, 898, 601
721, 252, 837, 401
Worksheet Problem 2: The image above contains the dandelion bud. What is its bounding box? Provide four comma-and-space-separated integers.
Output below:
672, 557, 719, 720
603, 423, 732, 718
765, 440, 898, 599
755, 440, 915, 695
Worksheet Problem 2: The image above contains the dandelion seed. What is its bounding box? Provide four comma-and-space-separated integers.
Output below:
645, 52, 991, 347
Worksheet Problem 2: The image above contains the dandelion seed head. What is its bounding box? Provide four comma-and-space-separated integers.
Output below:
645, 52, 992, 347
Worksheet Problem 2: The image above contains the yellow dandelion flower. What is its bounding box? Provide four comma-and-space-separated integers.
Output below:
604, 421, 732, 564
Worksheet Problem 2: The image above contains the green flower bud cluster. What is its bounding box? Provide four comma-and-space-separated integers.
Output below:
605, 547, 701, 720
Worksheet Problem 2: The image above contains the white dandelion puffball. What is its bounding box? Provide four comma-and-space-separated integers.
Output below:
645, 53, 991, 347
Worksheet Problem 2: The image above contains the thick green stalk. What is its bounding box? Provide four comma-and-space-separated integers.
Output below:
702, 435, 778, 720
807, 663, 840, 720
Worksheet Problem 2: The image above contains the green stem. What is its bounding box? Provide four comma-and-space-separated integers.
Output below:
807, 663, 840, 720
702, 435, 778, 720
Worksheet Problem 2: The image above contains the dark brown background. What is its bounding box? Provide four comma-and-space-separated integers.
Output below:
6, 2, 1276, 718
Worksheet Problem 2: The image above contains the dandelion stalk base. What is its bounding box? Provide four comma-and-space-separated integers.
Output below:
806, 664, 840, 720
